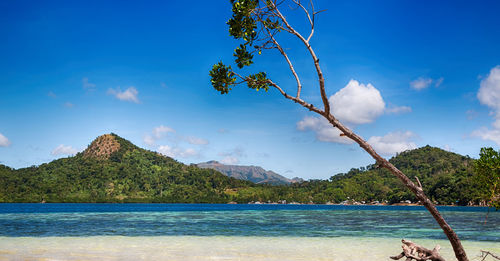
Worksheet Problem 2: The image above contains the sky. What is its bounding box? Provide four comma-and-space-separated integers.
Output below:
1, 0, 500, 180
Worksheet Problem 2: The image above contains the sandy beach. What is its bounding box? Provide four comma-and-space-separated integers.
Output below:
0, 236, 498, 261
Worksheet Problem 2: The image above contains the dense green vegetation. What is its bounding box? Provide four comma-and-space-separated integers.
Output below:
0, 134, 253, 203
0, 134, 490, 205
474, 147, 500, 209
287, 146, 485, 205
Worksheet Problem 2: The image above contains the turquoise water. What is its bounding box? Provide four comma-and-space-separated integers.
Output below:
0, 203, 497, 242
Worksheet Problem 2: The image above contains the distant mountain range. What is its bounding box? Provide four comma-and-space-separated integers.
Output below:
196, 161, 303, 185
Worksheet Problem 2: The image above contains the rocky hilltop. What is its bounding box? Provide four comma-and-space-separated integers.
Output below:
82, 134, 122, 159
197, 160, 303, 185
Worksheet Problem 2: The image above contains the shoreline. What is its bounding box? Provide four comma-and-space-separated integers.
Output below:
0, 202, 492, 208
0, 236, 497, 261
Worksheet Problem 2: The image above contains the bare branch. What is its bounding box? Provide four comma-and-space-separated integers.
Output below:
416, 176, 423, 190
268, 0, 330, 115
480, 250, 500, 261
267, 80, 324, 115
256, 16, 303, 98
291, 0, 313, 26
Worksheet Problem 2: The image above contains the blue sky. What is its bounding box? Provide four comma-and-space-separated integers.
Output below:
1, 0, 500, 180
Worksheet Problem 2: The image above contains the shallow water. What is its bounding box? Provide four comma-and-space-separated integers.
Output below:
0, 204, 498, 241
0, 204, 498, 260
0, 236, 498, 261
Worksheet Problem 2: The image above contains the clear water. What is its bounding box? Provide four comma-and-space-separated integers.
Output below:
1, 236, 498, 261
0, 203, 497, 241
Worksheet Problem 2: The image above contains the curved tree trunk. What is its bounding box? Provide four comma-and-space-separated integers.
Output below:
220, 1, 471, 260
325, 114, 469, 261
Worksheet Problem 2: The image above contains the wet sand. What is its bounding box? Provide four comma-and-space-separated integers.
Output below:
0, 236, 498, 261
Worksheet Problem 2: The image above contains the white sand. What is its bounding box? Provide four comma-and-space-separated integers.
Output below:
0, 236, 498, 261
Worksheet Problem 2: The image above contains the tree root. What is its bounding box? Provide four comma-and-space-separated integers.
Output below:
390, 239, 445, 261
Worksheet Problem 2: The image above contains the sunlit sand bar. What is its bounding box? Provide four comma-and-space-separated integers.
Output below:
0, 236, 498, 261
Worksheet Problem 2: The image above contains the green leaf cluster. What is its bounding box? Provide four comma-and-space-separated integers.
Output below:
209, 62, 236, 94
246, 72, 270, 91
234, 44, 253, 68
209, 0, 278, 95
228, 0, 258, 42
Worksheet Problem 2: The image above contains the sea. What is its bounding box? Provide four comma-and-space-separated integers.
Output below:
0, 203, 498, 260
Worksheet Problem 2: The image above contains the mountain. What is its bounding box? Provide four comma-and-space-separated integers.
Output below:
196, 161, 301, 185
0, 133, 254, 203
0, 135, 487, 205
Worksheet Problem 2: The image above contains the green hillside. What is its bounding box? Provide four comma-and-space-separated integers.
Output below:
0, 134, 487, 205
288, 146, 484, 205
0, 134, 252, 203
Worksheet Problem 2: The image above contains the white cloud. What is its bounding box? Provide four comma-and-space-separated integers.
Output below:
220, 156, 239, 165
152, 125, 175, 139
472, 128, 500, 145
410, 77, 433, 90
64, 102, 74, 108
144, 125, 175, 146
330, 79, 386, 124
442, 144, 452, 152
186, 136, 209, 145
297, 79, 403, 144
82, 77, 96, 90
107, 87, 140, 103
478, 66, 500, 111
296, 116, 352, 144
386, 105, 412, 114
157, 145, 198, 158
367, 131, 417, 156
218, 147, 246, 164
0, 133, 11, 147
473, 66, 500, 145
51, 144, 78, 156
48, 91, 57, 98
410, 77, 444, 90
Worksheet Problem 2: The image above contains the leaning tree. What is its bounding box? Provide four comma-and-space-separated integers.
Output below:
209, 1, 468, 260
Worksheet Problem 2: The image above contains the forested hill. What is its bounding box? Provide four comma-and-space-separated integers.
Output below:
0, 134, 486, 205
0, 134, 253, 203
292, 145, 483, 205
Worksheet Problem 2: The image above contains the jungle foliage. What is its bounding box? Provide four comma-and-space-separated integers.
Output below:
0, 134, 490, 205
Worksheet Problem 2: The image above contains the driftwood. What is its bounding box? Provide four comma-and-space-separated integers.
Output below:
390, 239, 445, 261
480, 250, 500, 261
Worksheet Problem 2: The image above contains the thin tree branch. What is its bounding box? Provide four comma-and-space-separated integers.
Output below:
257, 16, 303, 98
268, 0, 330, 115
291, 0, 315, 42
416, 176, 423, 190
267, 80, 324, 115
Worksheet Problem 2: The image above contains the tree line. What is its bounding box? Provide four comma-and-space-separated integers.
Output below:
0, 136, 496, 207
